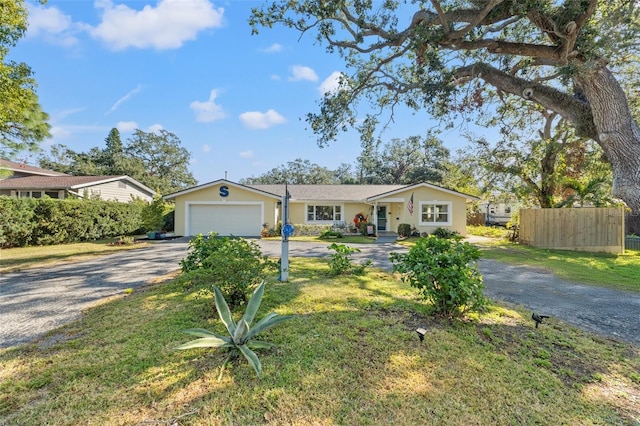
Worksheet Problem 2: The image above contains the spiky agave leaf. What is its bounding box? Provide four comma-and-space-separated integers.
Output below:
244, 313, 293, 342
241, 281, 266, 327
237, 344, 262, 378
175, 336, 233, 350
213, 284, 236, 335
233, 318, 250, 345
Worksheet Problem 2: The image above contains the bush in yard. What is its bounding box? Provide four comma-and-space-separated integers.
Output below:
390, 235, 486, 319
179, 233, 278, 307
319, 228, 343, 239
358, 221, 376, 236
0, 196, 143, 247
431, 227, 461, 240
327, 243, 371, 276
176, 281, 292, 379
0, 196, 37, 247
397, 223, 412, 238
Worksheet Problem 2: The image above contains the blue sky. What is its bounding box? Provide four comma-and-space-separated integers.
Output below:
11, 0, 470, 184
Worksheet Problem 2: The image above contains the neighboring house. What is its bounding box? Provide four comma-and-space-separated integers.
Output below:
0, 159, 155, 202
164, 179, 479, 237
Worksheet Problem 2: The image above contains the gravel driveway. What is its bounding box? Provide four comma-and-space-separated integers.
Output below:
1, 237, 638, 348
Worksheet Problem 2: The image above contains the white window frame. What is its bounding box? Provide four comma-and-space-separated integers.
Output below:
419, 201, 453, 226
305, 204, 343, 223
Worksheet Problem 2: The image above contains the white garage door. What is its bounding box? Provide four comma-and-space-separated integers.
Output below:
189, 204, 262, 236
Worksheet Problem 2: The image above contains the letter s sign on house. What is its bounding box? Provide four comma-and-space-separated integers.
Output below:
219, 186, 229, 197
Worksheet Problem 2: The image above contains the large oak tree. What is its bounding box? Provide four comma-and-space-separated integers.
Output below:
251, 0, 640, 211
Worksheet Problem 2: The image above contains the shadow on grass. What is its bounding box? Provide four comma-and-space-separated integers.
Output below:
1, 258, 638, 425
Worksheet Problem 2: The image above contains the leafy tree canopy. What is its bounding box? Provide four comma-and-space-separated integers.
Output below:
39, 128, 197, 195
0, 0, 51, 158
250, 0, 640, 211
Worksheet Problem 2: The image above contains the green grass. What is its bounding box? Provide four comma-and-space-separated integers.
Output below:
478, 242, 640, 293
0, 239, 149, 273
1, 258, 638, 425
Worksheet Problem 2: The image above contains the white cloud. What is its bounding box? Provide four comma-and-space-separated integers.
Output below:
202, 144, 211, 153
107, 85, 142, 114
260, 43, 283, 53
289, 65, 318, 82
270, 74, 281, 81
239, 150, 253, 158
90, 0, 225, 50
26, 4, 79, 47
148, 124, 164, 133
319, 71, 349, 95
116, 121, 138, 132
239, 109, 286, 129
49, 126, 72, 139
190, 89, 227, 123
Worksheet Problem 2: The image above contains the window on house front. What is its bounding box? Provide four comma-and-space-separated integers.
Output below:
419, 202, 452, 225
45, 191, 60, 199
307, 205, 342, 222
504, 206, 511, 214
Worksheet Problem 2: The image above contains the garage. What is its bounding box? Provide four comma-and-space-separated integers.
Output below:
188, 203, 262, 236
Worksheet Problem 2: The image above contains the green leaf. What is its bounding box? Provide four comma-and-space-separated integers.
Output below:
238, 344, 262, 378
175, 337, 233, 350
213, 284, 236, 335
233, 319, 250, 345
241, 281, 265, 327
245, 314, 293, 342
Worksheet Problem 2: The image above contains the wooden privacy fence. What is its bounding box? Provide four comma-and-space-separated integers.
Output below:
519, 207, 625, 254
467, 212, 486, 226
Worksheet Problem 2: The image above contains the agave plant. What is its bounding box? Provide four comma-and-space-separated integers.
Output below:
176, 281, 292, 379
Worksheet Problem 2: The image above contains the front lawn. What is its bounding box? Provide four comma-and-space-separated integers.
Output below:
478, 242, 640, 293
1, 258, 638, 425
0, 239, 149, 273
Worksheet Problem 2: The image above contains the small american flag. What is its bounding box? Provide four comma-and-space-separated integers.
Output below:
408, 192, 414, 215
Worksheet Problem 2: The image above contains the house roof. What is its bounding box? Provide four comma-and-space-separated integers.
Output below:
0, 159, 68, 177
247, 184, 408, 201
163, 179, 479, 202
0, 175, 155, 195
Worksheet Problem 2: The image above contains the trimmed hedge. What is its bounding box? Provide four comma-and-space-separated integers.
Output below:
0, 196, 144, 248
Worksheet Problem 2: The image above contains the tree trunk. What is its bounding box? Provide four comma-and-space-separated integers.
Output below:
576, 66, 640, 213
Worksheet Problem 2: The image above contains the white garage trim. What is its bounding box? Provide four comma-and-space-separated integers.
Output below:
186, 201, 265, 236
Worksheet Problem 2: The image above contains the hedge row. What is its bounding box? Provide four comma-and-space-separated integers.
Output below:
0, 196, 144, 248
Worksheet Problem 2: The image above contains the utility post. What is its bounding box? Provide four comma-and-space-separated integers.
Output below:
280, 184, 294, 282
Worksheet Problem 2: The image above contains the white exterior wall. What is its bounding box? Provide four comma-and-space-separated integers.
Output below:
80, 180, 153, 202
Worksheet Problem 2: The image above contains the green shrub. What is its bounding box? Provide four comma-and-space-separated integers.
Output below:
319, 229, 343, 239
176, 281, 292, 379
180, 233, 278, 307
358, 222, 376, 236
390, 235, 487, 319
0, 196, 37, 247
432, 227, 461, 240
0, 196, 143, 247
327, 243, 371, 276
397, 223, 412, 238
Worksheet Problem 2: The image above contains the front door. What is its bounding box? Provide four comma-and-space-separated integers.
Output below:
377, 205, 387, 231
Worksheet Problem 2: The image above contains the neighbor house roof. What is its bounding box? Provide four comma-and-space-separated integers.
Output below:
0, 175, 156, 195
0, 159, 68, 177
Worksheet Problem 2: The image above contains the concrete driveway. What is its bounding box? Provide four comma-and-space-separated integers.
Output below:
1, 237, 638, 348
